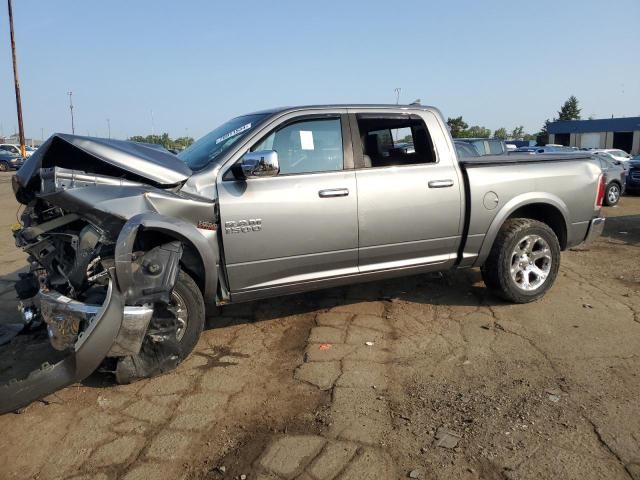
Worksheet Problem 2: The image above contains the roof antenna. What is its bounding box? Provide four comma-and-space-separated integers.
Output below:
410, 99, 421, 106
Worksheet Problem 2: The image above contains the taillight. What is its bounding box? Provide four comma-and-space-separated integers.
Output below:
595, 174, 605, 208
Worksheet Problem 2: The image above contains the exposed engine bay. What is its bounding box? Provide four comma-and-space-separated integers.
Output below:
0, 134, 219, 414
14, 196, 185, 382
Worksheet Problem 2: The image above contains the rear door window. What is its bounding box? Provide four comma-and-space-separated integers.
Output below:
355, 115, 436, 168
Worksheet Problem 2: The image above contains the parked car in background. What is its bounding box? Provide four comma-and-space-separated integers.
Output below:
512, 146, 539, 154
391, 142, 416, 154
0, 144, 34, 157
512, 145, 578, 155
591, 149, 632, 163
593, 156, 626, 206
455, 138, 507, 156
0, 150, 25, 171
626, 155, 640, 194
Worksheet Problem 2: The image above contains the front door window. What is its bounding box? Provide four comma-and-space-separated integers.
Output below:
252, 118, 343, 175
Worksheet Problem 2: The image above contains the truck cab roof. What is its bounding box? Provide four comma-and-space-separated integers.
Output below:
245, 104, 437, 116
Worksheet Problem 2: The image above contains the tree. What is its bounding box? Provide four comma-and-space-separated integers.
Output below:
128, 133, 194, 151
511, 126, 525, 139
493, 128, 508, 139
536, 118, 553, 145
539, 118, 553, 135
558, 95, 581, 121
462, 125, 491, 138
173, 136, 195, 149
447, 116, 468, 138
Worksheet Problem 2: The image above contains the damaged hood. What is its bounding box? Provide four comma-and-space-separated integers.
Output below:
16, 134, 192, 188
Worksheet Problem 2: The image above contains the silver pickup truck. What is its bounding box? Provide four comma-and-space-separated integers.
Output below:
1, 104, 605, 412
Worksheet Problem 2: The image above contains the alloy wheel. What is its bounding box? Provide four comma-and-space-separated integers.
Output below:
510, 234, 552, 291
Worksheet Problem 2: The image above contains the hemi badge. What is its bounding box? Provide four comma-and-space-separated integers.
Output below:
197, 221, 217, 231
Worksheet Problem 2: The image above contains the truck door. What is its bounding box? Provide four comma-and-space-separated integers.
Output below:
217, 113, 358, 294
349, 111, 463, 272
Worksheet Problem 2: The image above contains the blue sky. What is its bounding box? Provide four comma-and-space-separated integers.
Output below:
1, 0, 639, 140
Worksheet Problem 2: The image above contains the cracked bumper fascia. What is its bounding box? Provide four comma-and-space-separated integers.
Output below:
40, 287, 154, 356
0, 276, 129, 414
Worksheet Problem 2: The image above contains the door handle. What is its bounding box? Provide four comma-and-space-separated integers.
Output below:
428, 179, 454, 188
319, 188, 349, 198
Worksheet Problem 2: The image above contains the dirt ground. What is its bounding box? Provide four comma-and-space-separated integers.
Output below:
0, 170, 638, 480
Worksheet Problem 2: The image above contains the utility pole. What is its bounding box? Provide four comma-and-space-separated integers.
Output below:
394, 87, 401, 105
107, 118, 111, 138
67, 91, 75, 134
7, 0, 26, 157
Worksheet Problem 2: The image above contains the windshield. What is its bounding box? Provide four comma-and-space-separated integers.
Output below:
465, 140, 486, 155
178, 113, 269, 171
455, 142, 479, 158
611, 150, 629, 158
486, 139, 506, 154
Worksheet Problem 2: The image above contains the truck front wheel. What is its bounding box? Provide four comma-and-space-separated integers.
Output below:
114, 269, 205, 383
170, 269, 206, 360
481, 218, 561, 303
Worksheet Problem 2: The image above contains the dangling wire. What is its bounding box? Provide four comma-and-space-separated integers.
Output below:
15, 203, 23, 224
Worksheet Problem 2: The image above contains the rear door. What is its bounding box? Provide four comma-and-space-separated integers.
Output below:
349, 110, 463, 272
217, 112, 358, 293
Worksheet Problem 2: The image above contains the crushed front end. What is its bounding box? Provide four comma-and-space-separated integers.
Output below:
0, 135, 202, 414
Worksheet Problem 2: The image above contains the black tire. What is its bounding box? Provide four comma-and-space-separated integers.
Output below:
171, 269, 205, 360
481, 218, 561, 303
0, 162, 8, 172
113, 270, 204, 384
603, 182, 620, 206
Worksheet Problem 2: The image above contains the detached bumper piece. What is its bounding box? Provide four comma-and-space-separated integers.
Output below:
40, 289, 153, 353
0, 278, 128, 414
583, 216, 606, 246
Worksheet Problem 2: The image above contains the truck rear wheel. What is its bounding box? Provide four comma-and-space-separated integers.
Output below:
481, 218, 560, 303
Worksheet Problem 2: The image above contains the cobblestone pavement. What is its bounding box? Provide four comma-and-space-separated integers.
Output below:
0, 173, 638, 480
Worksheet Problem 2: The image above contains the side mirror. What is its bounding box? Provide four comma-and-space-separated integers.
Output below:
238, 150, 279, 178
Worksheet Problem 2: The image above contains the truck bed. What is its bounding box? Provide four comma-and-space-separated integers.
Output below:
456, 152, 600, 269
459, 153, 592, 167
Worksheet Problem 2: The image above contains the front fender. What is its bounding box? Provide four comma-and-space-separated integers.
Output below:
115, 213, 219, 304
473, 192, 569, 267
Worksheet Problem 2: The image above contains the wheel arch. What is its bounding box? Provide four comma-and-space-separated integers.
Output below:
474, 193, 569, 267
115, 213, 219, 306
